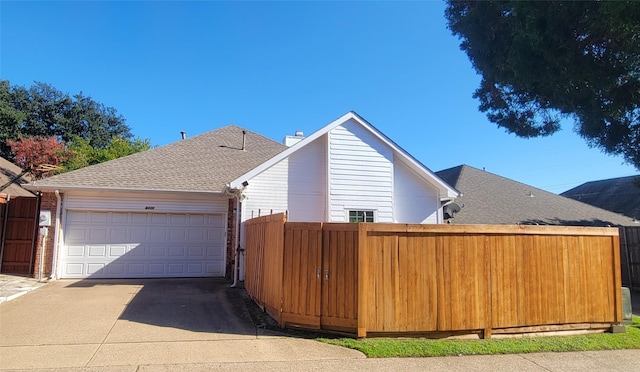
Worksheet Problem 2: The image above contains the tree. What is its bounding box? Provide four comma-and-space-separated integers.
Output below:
63, 136, 151, 172
445, 1, 640, 168
7, 136, 70, 179
0, 80, 132, 160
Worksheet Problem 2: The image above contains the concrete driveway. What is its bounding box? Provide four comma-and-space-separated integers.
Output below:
0, 278, 363, 370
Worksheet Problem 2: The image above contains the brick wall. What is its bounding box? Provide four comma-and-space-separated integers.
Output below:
226, 198, 239, 279
33, 192, 59, 279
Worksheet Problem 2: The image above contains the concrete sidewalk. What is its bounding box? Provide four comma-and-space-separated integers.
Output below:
1, 277, 638, 371
1, 350, 638, 371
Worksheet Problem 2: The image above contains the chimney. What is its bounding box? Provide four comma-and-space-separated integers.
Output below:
180, 131, 186, 140
283, 130, 304, 147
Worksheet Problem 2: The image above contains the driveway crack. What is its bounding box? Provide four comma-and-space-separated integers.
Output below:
84, 281, 144, 367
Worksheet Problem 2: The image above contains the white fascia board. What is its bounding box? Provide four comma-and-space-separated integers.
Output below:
228, 111, 358, 189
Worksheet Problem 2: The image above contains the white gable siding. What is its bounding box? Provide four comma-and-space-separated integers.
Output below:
287, 135, 327, 222
393, 159, 440, 223
328, 120, 394, 222
242, 158, 289, 220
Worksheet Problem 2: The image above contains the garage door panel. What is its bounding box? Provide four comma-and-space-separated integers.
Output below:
109, 245, 127, 257
67, 246, 85, 256
150, 228, 167, 240
111, 213, 129, 223
87, 263, 105, 275
89, 229, 108, 241
129, 245, 146, 257
91, 212, 109, 223
150, 246, 166, 257
109, 228, 127, 240
169, 229, 186, 241
67, 227, 87, 241
131, 214, 148, 224
207, 246, 223, 257
188, 246, 204, 257
62, 211, 226, 278
131, 228, 147, 241
68, 212, 88, 223
151, 214, 168, 224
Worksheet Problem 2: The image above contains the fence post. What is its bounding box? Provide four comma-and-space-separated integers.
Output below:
612, 233, 623, 323
357, 223, 368, 338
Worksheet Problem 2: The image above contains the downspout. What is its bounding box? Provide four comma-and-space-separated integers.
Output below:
49, 190, 62, 280
231, 195, 242, 287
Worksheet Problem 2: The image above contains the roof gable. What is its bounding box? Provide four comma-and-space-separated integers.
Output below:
229, 111, 459, 198
436, 165, 637, 227
0, 157, 36, 197
27, 125, 287, 193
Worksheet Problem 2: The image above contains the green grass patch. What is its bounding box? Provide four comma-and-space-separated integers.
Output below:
318, 318, 640, 358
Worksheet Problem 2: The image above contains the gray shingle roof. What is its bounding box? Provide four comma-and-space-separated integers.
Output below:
0, 157, 36, 197
27, 125, 288, 193
436, 165, 638, 227
561, 176, 640, 220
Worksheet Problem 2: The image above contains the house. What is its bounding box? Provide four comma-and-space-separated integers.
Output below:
0, 157, 36, 198
436, 164, 638, 227
24, 112, 458, 280
561, 175, 640, 221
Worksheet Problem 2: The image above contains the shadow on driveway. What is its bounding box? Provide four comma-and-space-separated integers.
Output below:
66, 278, 259, 336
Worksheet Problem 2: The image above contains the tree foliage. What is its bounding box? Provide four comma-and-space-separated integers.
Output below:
63, 136, 151, 172
445, 1, 640, 168
7, 136, 70, 179
0, 80, 132, 160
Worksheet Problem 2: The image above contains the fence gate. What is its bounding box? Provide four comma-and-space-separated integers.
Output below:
0, 195, 40, 275
279, 222, 359, 332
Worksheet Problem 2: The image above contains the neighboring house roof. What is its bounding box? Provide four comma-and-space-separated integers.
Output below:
229, 111, 459, 199
26, 125, 288, 193
436, 165, 638, 227
561, 175, 640, 220
0, 157, 36, 197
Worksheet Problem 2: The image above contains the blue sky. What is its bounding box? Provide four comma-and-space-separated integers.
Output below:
1, 1, 637, 193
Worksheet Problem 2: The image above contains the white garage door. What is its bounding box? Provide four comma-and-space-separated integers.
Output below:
61, 211, 226, 278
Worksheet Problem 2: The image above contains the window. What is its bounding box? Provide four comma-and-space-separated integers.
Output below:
349, 210, 374, 223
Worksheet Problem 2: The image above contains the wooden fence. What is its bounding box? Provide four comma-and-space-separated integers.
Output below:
0, 194, 40, 275
245, 213, 623, 338
620, 226, 640, 290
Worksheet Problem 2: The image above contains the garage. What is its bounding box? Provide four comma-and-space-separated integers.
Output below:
60, 210, 227, 279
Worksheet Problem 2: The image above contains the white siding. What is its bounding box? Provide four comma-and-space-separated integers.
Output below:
242, 158, 289, 220
393, 158, 440, 223
241, 136, 327, 222
64, 191, 228, 214
287, 136, 327, 222
328, 120, 394, 222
